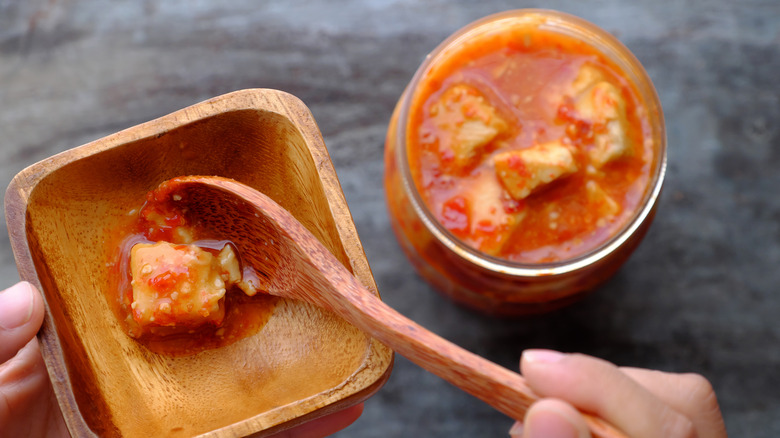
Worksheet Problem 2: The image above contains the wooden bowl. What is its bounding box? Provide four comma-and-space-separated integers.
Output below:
4, 89, 394, 437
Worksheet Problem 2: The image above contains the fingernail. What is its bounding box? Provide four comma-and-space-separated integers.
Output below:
526, 409, 579, 438
508, 421, 524, 437
522, 349, 566, 364
0, 282, 35, 329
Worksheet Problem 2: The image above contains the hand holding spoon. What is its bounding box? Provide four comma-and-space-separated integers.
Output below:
153, 175, 627, 438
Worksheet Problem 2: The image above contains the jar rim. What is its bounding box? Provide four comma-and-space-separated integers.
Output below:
394, 8, 667, 277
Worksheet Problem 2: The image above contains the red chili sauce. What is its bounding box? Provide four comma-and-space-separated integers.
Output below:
407, 27, 653, 263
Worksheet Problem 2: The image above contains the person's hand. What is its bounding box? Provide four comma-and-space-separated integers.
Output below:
509, 349, 728, 438
0, 281, 66, 438
0, 282, 362, 438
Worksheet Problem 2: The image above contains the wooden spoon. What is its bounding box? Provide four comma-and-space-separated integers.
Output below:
153, 175, 627, 438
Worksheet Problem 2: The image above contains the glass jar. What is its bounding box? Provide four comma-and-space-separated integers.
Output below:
384, 9, 666, 316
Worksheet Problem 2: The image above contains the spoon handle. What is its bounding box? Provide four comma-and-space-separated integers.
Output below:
284, 242, 627, 438
186, 176, 627, 437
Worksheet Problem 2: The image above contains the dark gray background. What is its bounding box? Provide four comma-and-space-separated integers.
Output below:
2, 1, 778, 436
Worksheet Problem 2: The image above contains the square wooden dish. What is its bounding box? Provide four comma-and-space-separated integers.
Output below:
4, 89, 394, 437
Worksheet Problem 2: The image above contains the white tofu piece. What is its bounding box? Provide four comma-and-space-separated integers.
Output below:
217, 245, 241, 285
216, 245, 258, 296
585, 180, 621, 223
574, 81, 631, 167
440, 171, 523, 256
130, 242, 226, 330
592, 118, 629, 168
129, 241, 252, 332
429, 84, 508, 167
494, 140, 578, 200
574, 81, 623, 121
570, 64, 605, 95
568, 64, 632, 167
469, 172, 523, 255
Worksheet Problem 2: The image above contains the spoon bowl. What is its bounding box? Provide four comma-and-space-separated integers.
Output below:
157, 175, 628, 438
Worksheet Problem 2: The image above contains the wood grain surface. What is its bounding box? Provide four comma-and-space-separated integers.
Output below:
2, 1, 779, 437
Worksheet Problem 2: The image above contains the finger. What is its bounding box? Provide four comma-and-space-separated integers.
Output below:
0, 282, 45, 363
521, 350, 695, 438
268, 403, 364, 438
509, 398, 591, 438
621, 367, 727, 438
0, 338, 67, 437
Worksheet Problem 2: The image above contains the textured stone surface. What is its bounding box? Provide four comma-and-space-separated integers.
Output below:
1, 1, 778, 436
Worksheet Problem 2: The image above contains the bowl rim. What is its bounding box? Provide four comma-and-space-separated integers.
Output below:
4, 88, 394, 437
395, 8, 668, 277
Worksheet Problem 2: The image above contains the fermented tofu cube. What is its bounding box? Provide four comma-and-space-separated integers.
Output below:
437, 171, 524, 256
570, 64, 605, 95
575, 81, 623, 121
494, 141, 577, 200
464, 172, 524, 255
429, 84, 508, 167
217, 245, 259, 296
591, 118, 629, 168
217, 245, 242, 286
570, 65, 632, 167
130, 242, 234, 330
585, 180, 621, 221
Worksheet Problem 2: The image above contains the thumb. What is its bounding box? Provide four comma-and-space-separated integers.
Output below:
0, 282, 45, 363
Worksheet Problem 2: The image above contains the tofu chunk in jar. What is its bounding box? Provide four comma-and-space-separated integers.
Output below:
565, 65, 632, 167
441, 170, 525, 256
426, 84, 508, 168
494, 140, 578, 200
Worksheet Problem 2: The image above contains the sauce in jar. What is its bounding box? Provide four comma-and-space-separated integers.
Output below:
407, 24, 653, 263
385, 10, 666, 314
